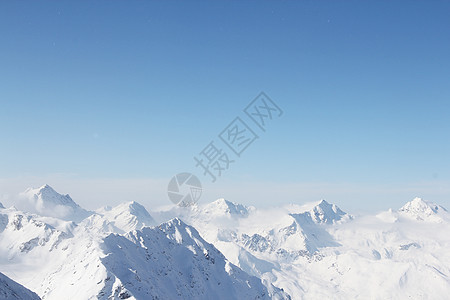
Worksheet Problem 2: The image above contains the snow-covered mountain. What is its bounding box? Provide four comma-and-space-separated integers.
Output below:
95, 201, 156, 234
17, 185, 91, 222
306, 199, 349, 224
2, 185, 450, 299
152, 197, 450, 299
202, 198, 253, 218
398, 197, 448, 222
0, 205, 72, 259
0, 189, 289, 299
95, 218, 287, 299
0, 205, 74, 299
12, 217, 287, 300
0, 272, 40, 300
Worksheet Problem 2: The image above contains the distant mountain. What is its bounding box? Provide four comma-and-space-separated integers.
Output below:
307, 199, 349, 224
399, 197, 449, 222
202, 198, 253, 218
17, 185, 91, 222
238, 200, 347, 257
0, 202, 4, 209
0, 272, 40, 300
95, 201, 156, 233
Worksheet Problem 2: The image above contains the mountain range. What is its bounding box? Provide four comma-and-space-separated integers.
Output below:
1, 184, 449, 299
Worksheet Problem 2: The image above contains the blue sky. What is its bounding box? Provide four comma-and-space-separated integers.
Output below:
1, 1, 450, 212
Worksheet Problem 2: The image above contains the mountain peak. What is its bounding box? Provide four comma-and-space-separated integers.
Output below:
28, 184, 58, 196
95, 201, 155, 233
400, 197, 441, 213
24, 184, 77, 208
309, 199, 347, 224
40, 183, 51, 189
202, 198, 251, 217
126, 200, 147, 211
164, 217, 186, 228
399, 197, 447, 221
18, 185, 91, 222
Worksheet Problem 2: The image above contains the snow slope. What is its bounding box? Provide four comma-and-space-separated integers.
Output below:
0, 272, 40, 300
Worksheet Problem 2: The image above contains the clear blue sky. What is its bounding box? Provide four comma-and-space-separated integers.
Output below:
1, 1, 449, 211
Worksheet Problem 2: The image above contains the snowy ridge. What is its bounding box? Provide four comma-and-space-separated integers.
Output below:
0, 272, 40, 300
